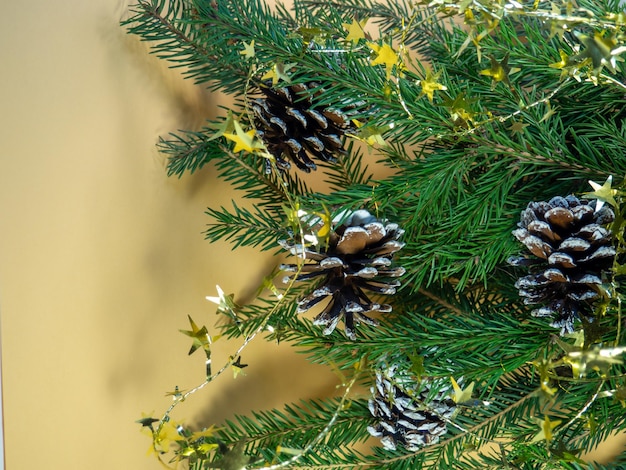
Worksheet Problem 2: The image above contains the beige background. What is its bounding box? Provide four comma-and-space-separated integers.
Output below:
0, 1, 624, 469
0, 1, 339, 469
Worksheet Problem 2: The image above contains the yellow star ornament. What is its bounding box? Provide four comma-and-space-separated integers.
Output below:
419, 69, 447, 103
451, 377, 475, 404
531, 415, 561, 444
223, 120, 264, 153
179, 315, 211, 355
480, 53, 519, 88
343, 18, 368, 45
239, 40, 255, 59
585, 175, 619, 210
367, 42, 398, 79
260, 62, 295, 85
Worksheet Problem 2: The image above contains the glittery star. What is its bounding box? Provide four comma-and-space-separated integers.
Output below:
343, 18, 368, 45
239, 40, 255, 59
223, 120, 264, 153
480, 53, 519, 88
586, 175, 618, 210
531, 415, 561, 443
179, 315, 211, 355
419, 69, 447, 103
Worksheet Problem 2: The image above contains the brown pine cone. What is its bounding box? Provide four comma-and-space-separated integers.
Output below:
252, 82, 353, 172
280, 209, 405, 340
368, 363, 457, 451
509, 195, 615, 334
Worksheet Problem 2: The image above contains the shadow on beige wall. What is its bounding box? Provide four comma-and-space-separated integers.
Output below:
0, 1, 340, 469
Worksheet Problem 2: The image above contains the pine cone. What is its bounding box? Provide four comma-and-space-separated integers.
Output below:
280, 209, 405, 340
368, 364, 457, 451
252, 82, 352, 172
509, 195, 616, 335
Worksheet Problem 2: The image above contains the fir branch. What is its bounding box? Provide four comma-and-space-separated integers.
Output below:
321, 142, 373, 191
123, 0, 250, 91
213, 151, 310, 211
204, 201, 288, 250
160, 127, 226, 177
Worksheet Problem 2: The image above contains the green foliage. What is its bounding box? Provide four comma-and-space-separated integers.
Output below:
124, 0, 626, 468
204, 201, 287, 250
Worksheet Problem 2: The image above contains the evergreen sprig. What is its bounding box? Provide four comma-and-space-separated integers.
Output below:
124, 0, 626, 468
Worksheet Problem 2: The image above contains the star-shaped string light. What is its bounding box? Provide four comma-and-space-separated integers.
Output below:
508, 120, 529, 135
260, 62, 295, 85
539, 100, 557, 123
573, 31, 625, 74
442, 92, 476, 126
153, 420, 185, 453
206, 285, 238, 315
165, 385, 185, 400
230, 356, 248, 379
207, 441, 255, 470
207, 111, 235, 142
136, 413, 160, 430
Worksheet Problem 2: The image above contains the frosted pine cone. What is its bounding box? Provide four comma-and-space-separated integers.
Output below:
252, 81, 352, 172
368, 364, 457, 451
280, 209, 405, 340
509, 195, 616, 334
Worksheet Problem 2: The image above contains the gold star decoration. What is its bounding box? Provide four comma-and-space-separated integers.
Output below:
451, 377, 475, 404
230, 356, 248, 379
261, 62, 295, 85
223, 119, 264, 153
549, 49, 582, 82
531, 415, 562, 444
154, 420, 185, 453
532, 358, 558, 401
206, 285, 238, 315
441, 92, 476, 127
191, 424, 221, 441
208, 111, 236, 142
165, 386, 185, 400
343, 18, 368, 45
418, 69, 447, 103
549, 439, 584, 462
350, 119, 388, 146
613, 385, 626, 407
585, 175, 619, 211
539, 100, 557, 123
508, 120, 529, 135
239, 40, 255, 59
563, 344, 626, 378
294, 26, 331, 45
179, 315, 211, 355
548, 2, 570, 40
573, 31, 625, 75
480, 53, 519, 89
367, 42, 399, 79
